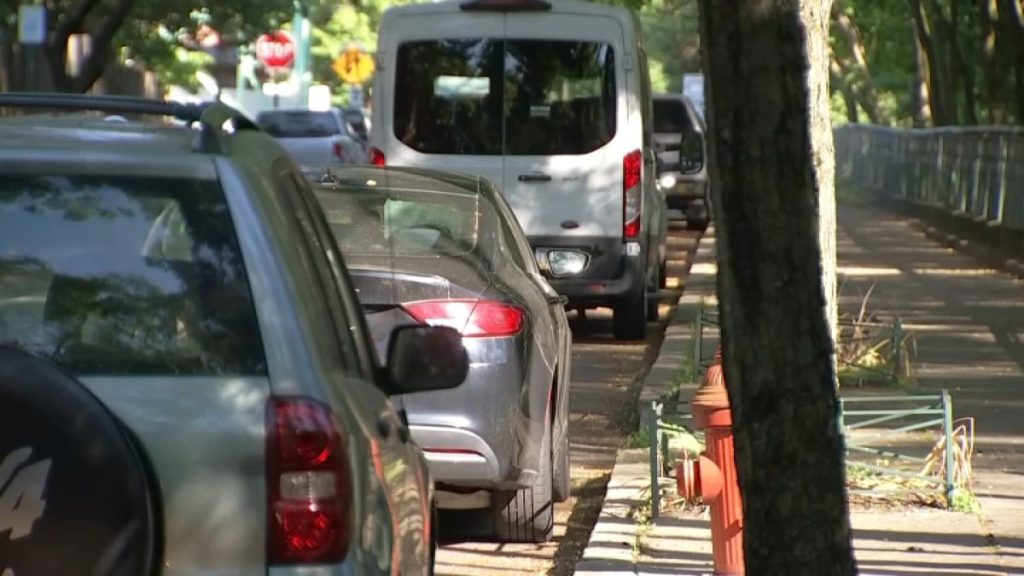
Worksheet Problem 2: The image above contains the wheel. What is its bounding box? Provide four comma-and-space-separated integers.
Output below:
491, 424, 554, 543
428, 502, 438, 576
552, 415, 571, 503
613, 290, 648, 340
646, 262, 662, 322
686, 202, 709, 230
0, 346, 157, 576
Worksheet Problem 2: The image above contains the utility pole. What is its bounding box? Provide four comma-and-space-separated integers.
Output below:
291, 0, 311, 107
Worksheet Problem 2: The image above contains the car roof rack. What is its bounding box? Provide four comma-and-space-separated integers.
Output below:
0, 92, 259, 154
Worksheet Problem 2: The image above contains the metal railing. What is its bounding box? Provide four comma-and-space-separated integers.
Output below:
834, 125, 1024, 227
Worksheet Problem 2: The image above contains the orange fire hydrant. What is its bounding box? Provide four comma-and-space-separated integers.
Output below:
676, 347, 745, 575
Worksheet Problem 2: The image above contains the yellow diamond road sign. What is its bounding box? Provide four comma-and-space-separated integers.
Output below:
334, 46, 375, 84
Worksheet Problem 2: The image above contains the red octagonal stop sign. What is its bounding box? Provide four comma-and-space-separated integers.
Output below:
256, 31, 296, 70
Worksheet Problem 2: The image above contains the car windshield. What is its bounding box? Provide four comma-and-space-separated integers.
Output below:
313, 186, 479, 257
257, 110, 341, 137
0, 174, 265, 376
394, 39, 616, 155
654, 99, 694, 134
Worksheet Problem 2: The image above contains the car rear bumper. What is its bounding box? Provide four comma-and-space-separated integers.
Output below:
661, 176, 708, 206
529, 235, 645, 305
401, 334, 544, 492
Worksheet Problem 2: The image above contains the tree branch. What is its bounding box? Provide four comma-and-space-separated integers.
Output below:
70, 0, 136, 93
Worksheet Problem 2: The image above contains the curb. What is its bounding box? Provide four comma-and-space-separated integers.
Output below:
575, 229, 718, 576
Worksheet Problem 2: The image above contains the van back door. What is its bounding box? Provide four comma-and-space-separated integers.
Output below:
500, 14, 627, 240
381, 12, 506, 189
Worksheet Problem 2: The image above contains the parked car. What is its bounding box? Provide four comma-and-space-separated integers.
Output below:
653, 93, 709, 229
307, 166, 573, 543
369, 0, 669, 339
256, 107, 367, 168
0, 93, 466, 576
343, 108, 371, 145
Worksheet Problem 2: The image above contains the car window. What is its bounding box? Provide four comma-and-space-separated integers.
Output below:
314, 186, 480, 257
276, 170, 367, 375
395, 39, 504, 155
0, 175, 265, 375
654, 99, 693, 134
257, 110, 342, 138
483, 181, 539, 274
291, 175, 380, 374
394, 39, 616, 156
504, 41, 616, 155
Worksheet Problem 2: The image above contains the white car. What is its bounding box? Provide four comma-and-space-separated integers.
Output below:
369, 0, 669, 339
257, 108, 368, 167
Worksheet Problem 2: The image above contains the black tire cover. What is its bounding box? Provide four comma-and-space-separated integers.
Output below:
0, 346, 156, 576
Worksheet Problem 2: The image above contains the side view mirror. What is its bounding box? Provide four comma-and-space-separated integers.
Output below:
677, 132, 705, 174
383, 325, 469, 395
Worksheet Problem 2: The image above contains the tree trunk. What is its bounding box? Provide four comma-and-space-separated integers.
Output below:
909, 0, 955, 124
999, 0, 1024, 122
697, 0, 853, 572
46, 0, 135, 93
831, 6, 888, 124
831, 57, 861, 123
912, 33, 934, 126
980, 0, 1007, 124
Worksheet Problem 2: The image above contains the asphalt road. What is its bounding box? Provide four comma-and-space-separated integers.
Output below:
435, 222, 702, 576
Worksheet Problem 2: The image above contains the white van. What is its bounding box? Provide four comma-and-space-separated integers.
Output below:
370, 0, 668, 340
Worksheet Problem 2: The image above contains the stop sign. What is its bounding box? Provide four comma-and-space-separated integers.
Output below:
256, 31, 296, 69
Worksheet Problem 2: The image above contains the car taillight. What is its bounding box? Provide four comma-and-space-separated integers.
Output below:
267, 397, 352, 565
369, 147, 386, 166
332, 142, 343, 160
402, 299, 525, 338
623, 149, 642, 239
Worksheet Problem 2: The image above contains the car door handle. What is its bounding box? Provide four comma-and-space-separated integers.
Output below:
518, 173, 552, 183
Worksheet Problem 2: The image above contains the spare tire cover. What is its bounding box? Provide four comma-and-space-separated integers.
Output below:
0, 346, 156, 576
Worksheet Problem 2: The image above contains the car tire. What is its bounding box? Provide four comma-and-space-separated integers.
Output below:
613, 290, 648, 340
646, 262, 662, 322
491, 424, 554, 543
552, 414, 571, 503
0, 346, 158, 576
686, 201, 710, 230
428, 502, 439, 576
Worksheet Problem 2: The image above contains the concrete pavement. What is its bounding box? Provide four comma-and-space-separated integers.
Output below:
575, 203, 1024, 575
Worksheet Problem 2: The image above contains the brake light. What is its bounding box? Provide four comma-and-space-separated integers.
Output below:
623, 149, 642, 239
332, 142, 343, 160
369, 147, 386, 166
402, 299, 525, 337
267, 397, 353, 565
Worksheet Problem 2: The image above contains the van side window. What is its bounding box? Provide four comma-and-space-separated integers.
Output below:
394, 39, 616, 156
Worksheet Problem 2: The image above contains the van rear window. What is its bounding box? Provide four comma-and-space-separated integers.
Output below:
394, 39, 616, 156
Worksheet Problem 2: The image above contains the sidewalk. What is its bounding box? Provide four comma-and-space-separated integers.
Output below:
575, 204, 1024, 575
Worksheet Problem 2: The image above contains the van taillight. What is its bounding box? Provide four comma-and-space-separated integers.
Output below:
369, 147, 386, 167
267, 397, 352, 565
623, 150, 642, 239
332, 142, 343, 160
402, 300, 525, 338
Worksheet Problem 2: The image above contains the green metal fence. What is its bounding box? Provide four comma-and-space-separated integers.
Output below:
643, 300, 959, 515
834, 125, 1024, 227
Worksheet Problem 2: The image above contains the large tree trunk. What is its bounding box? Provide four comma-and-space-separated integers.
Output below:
697, 0, 853, 572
